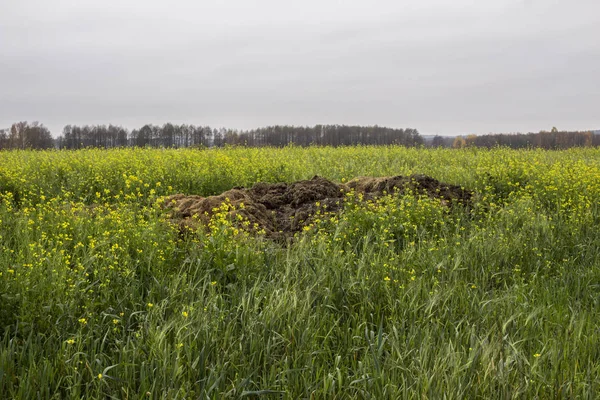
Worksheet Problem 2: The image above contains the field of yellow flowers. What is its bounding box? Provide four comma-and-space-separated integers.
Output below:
1, 146, 600, 398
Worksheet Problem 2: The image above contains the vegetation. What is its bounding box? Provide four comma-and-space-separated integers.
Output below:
3, 121, 598, 150
447, 127, 600, 149
1, 123, 423, 149
1, 146, 600, 398
0, 122, 54, 150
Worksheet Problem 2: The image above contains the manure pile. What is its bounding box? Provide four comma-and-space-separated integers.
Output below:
164, 175, 471, 239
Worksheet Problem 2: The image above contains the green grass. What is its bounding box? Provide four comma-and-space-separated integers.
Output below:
1, 146, 600, 398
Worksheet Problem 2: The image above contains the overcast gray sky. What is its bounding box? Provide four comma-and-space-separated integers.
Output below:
1, 0, 599, 136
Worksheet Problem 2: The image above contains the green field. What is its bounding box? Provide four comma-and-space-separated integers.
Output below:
1, 146, 600, 398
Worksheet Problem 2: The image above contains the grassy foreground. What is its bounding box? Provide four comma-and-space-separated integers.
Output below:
1, 146, 600, 399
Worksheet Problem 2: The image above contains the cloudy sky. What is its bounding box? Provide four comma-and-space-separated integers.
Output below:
1, 0, 599, 136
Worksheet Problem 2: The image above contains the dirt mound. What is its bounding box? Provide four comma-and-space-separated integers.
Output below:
346, 174, 471, 205
165, 175, 471, 239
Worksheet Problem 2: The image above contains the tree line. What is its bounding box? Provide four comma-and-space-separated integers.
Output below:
2, 122, 598, 150
429, 127, 600, 149
0, 122, 423, 149
0, 122, 54, 150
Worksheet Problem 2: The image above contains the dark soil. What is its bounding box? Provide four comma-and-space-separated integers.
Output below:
164, 175, 471, 239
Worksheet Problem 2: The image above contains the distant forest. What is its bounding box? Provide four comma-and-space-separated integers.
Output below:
0, 121, 598, 150
432, 127, 600, 149
0, 122, 422, 149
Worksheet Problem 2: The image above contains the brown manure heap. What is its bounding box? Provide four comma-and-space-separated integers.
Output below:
164, 175, 471, 239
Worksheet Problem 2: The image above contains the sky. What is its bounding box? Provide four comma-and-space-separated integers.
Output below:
1, 0, 599, 136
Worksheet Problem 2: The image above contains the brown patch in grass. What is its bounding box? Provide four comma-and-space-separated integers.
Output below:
164, 175, 471, 239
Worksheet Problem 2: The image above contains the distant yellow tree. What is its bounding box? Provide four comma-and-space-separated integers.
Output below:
584, 131, 593, 147
452, 136, 466, 148
465, 134, 477, 147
